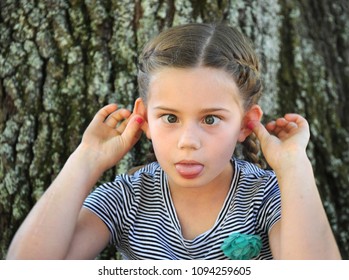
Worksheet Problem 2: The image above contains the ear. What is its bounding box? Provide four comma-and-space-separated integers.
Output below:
134, 97, 151, 139
238, 105, 263, 142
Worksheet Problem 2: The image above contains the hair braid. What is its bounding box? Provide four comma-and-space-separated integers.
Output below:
241, 133, 267, 169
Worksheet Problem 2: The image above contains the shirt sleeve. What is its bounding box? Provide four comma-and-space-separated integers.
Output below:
83, 162, 160, 246
83, 176, 133, 246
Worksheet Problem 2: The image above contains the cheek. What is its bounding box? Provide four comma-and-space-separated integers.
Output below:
217, 138, 238, 156
147, 121, 161, 140
147, 124, 168, 153
146, 118, 158, 139
220, 122, 242, 140
216, 129, 240, 152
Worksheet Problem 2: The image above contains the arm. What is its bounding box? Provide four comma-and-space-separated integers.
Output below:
6, 104, 144, 259
249, 114, 341, 259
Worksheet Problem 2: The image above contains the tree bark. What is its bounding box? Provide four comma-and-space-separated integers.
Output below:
1, 0, 348, 259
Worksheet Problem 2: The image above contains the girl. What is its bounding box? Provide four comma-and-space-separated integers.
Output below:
7, 23, 341, 260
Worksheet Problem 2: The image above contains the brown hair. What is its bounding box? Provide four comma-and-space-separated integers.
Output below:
137, 23, 265, 168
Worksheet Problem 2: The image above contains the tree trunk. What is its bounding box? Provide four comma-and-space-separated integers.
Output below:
1, 0, 348, 259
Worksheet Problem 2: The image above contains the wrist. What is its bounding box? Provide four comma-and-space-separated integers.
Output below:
271, 150, 311, 174
272, 152, 315, 190
68, 145, 106, 180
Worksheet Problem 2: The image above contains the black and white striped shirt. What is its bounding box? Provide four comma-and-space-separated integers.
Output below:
83, 158, 281, 259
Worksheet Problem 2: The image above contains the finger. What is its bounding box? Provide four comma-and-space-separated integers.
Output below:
275, 117, 288, 127
284, 113, 305, 123
284, 113, 309, 131
266, 120, 284, 136
116, 112, 140, 134
121, 115, 145, 148
275, 115, 307, 135
284, 113, 310, 141
94, 104, 118, 123
270, 118, 295, 136
285, 121, 298, 132
116, 116, 130, 134
265, 120, 276, 133
266, 118, 297, 135
104, 109, 131, 128
248, 120, 270, 143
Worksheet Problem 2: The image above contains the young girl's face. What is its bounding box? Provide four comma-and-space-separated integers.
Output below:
144, 67, 251, 190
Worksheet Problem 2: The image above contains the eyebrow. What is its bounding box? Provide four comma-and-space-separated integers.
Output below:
152, 106, 231, 114
152, 106, 179, 113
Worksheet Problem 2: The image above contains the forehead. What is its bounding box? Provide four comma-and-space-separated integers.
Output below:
147, 67, 243, 109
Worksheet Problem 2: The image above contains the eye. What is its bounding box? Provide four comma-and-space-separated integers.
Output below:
161, 114, 178, 124
203, 115, 221, 125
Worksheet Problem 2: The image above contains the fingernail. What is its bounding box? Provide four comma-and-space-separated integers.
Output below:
247, 121, 254, 130
135, 117, 144, 124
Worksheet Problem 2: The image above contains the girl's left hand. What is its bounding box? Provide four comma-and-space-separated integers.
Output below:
248, 114, 310, 171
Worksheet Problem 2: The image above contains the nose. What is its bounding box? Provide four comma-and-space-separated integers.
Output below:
177, 123, 201, 150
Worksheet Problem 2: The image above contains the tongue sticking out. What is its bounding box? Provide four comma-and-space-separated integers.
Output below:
175, 163, 204, 179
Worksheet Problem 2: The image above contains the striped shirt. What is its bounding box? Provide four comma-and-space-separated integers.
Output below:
83, 158, 281, 259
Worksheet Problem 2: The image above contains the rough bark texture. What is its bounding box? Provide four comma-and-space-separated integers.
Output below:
0, 0, 348, 259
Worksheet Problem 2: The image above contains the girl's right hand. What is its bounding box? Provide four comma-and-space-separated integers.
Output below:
77, 104, 144, 174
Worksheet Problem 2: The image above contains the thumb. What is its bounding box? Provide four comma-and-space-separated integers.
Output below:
122, 115, 144, 147
248, 120, 270, 144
